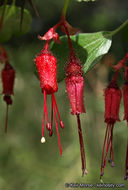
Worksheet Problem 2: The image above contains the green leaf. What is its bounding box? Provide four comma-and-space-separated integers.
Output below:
51, 31, 112, 82
0, 5, 32, 42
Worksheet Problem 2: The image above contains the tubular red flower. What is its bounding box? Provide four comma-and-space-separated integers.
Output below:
2, 63, 15, 95
1, 62, 15, 133
35, 43, 58, 94
35, 41, 64, 155
104, 81, 122, 124
65, 54, 87, 175
65, 55, 85, 115
66, 76, 85, 115
100, 79, 122, 179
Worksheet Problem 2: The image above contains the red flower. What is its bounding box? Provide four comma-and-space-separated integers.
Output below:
65, 54, 85, 115
2, 63, 15, 95
65, 53, 87, 175
35, 41, 64, 155
1, 62, 15, 133
100, 78, 122, 178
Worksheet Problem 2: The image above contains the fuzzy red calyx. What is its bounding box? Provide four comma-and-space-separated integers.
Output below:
65, 55, 85, 115
35, 45, 58, 94
104, 81, 122, 124
66, 76, 85, 115
2, 62, 15, 95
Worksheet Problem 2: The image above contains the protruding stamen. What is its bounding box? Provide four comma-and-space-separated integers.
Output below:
46, 123, 51, 131
103, 125, 111, 172
60, 120, 64, 129
124, 176, 128, 180
42, 96, 46, 137
111, 162, 115, 167
84, 169, 88, 175
49, 129, 53, 137
52, 93, 64, 128
51, 96, 53, 128
44, 90, 50, 124
76, 114, 87, 176
53, 100, 62, 156
103, 125, 112, 174
5, 104, 9, 133
101, 125, 109, 175
41, 137, 45, 143
109, 125, 114, 164
100, 172, 104, 179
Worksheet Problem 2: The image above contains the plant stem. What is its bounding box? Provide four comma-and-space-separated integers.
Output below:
28, 0, 40, 18
62, 21, 74, 56
62, 0, 69, 18
111, 19, 128, 36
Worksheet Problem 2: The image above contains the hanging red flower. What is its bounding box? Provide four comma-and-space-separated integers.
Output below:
35, 41, 64, 155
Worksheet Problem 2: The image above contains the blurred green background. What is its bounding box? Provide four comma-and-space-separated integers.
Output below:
0, 0, 128, 189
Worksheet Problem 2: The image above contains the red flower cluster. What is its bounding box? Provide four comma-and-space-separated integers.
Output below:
35, 10, 128, 179
35, 15, 87, 175
100, 53, 128, 180
0, 46, 15, 133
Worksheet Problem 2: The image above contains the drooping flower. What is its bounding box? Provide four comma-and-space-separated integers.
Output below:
1, 62, 15, 133
100, 74, 122, 179
65, 54, 85, 115
65, 52, 87, 175
35, 41, 64, 155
